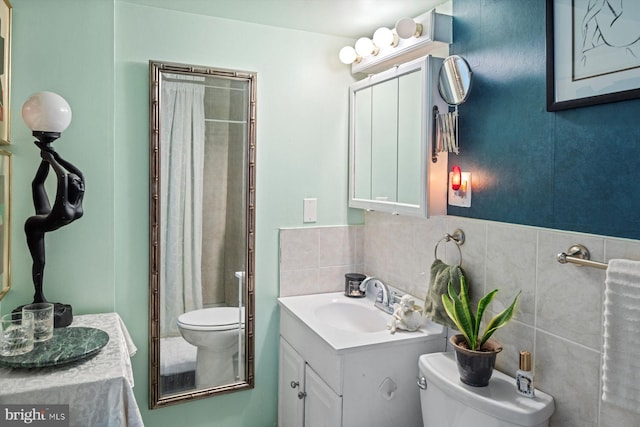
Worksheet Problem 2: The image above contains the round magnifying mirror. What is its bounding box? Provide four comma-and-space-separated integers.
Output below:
438, 55, 473, 106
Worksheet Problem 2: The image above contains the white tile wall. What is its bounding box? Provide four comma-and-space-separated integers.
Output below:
279, 226, 364, 297
278, 213, 640, 427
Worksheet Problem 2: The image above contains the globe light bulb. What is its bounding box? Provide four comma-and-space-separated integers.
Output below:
339, 46, 360, 65
355, 37, 379, 57
395, 17, 423, 39
373, 27, 398, 48
22, 92, 72, 134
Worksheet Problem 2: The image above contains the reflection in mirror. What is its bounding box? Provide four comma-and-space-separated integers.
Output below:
149, 61, 256, 408
438, 55, 473, 106
353, 87, 372, 201
371, 77, 398, 202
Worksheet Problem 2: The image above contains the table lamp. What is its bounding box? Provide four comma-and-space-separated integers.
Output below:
16, 91, 85, 328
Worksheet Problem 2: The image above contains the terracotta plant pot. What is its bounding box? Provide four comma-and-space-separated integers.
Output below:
450, 334, 503, 387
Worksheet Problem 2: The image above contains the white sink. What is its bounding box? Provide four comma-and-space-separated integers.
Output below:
278, 292, 445, 352
314, 301, 388, 333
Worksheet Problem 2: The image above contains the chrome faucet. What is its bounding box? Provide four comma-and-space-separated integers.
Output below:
359, 277, 394, 314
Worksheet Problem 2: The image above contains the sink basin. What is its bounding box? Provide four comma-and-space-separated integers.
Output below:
314, 302, 388, 333
278, 292, 445, 351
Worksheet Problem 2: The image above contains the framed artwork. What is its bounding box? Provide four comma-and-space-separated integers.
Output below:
0, 0, 10, 144
0, 150, 10, 300
546, 0, 640, 111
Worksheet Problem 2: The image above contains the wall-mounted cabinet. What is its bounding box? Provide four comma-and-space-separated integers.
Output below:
348, 56, 448, 217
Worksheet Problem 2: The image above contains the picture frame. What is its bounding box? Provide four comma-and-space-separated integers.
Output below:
546, 0, 640, 111
0, 149, 10, 300
0, 0, 10, 144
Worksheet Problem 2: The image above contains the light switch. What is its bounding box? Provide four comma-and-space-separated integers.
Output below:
303, 198, 317, 222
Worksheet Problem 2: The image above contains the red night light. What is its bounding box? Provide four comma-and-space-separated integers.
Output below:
451, 165, 462, 191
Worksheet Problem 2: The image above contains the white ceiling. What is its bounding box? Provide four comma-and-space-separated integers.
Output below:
122, 0, 449, 39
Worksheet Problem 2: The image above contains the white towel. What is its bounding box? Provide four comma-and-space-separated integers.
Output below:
602, 259, 640, 413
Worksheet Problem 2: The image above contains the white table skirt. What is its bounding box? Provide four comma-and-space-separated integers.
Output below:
0, 312, 144, 427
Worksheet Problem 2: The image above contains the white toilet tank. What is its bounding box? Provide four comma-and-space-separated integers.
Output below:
418, 352, 554, 427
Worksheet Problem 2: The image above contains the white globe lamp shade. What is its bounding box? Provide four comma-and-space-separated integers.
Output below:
22, 92, 73, 134
395, 17, 423, 39
355, 37, 378, 57
373, 27, 398, 48
339, 46, 360, 64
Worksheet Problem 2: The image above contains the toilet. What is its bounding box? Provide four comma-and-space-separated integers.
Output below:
177, 306, 245, 387
418, 352, 555, 427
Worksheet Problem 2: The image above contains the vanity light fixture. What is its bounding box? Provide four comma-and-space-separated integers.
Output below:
338, 9, 452, 75
17, 91, 85, 328
395, 17, 423, 39
354, 37, 379, 58
451, 165, 462, 191
339, 46, 361, 65
372, 27, 398, 48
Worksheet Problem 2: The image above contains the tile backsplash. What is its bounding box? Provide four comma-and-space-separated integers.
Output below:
279, 225, 364, 297
278, 212, 640, 427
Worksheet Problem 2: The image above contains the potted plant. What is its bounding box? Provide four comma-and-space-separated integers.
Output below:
442, 276, 520, 387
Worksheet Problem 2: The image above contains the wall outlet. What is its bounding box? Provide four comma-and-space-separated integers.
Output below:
448, 172, 472, 207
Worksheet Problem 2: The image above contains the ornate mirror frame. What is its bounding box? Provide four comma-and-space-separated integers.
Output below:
148, 60, 256, 408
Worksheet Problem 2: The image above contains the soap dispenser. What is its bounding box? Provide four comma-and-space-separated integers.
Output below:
516, 350, 535, 397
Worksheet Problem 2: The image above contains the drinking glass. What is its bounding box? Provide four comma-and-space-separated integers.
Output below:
22, 302, 54, 342
0, 312, 35, 356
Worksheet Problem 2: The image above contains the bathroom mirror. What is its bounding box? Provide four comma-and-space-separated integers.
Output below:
149, 60, 256, 408
349, 56, 448, 217
437, 55, 472, 106
433, 55, 472, 157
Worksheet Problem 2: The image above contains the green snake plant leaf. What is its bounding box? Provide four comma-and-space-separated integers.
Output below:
447, 279, 477, 349
441, 293, 471, 344
479, 291, 521, 348
441, 274, 520, 352
457, 276, 475, 334
474, 289, 498, 347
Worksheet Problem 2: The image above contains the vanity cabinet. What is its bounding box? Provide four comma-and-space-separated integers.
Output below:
278, 295, 447, 427
349, 55, 448, 217
279, 338, 342, 427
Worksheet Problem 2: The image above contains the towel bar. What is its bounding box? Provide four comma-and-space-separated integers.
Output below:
556, 244, 608, 270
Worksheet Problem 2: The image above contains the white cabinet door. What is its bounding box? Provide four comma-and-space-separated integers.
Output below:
279, 338, 305, 427
304, 366, 342, 427
348, 55, 447, 218
371, 76, 398, 203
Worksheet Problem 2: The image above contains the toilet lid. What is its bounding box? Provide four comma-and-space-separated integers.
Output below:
178, 307, 245, 331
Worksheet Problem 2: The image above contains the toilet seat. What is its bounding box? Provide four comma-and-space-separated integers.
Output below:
177, 307, 245, 332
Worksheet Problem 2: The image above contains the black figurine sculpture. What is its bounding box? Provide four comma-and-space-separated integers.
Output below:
16, 92, 83, 328
24, 138, 85, 326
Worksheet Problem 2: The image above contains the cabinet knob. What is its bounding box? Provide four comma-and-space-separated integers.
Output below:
290, 381, 299, 389
297, 391, 307, 400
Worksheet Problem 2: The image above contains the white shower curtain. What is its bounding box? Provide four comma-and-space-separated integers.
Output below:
160, 74, 206, 336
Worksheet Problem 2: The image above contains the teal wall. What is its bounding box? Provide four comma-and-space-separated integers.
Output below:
3, 1, 356, 426
448, 0, 640, 240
